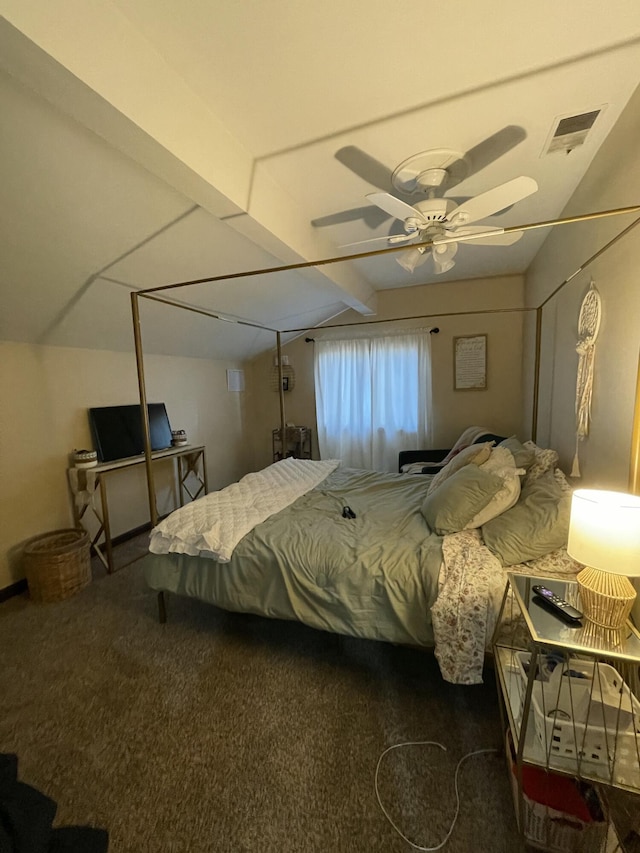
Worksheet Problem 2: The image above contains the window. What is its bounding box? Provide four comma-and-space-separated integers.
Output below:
314, 330, 432, 472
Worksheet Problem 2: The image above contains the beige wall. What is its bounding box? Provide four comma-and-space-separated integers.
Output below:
246, 275, 527, 471
523, 83, 640, 489
0, 341, 251, 589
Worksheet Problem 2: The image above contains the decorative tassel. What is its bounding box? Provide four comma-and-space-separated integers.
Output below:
571, 452, 581, 478
570, 437, 581, 478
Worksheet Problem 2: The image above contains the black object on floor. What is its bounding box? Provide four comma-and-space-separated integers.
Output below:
0, 754, 109, 853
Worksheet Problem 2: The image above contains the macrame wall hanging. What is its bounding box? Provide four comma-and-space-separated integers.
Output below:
571, 281, 602, 477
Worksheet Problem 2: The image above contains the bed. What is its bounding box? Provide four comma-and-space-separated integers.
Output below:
142, 431, 579, 684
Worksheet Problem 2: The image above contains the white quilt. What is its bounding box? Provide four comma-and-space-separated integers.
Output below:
149, 457, 340, 562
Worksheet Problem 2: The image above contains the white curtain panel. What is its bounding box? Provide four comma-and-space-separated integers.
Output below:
314, 330, 432, 472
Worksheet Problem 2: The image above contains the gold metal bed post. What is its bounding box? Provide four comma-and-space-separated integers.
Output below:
630, 350, 640, 495
276, 331, 286, 456
131, 291, 159, 527
531, 307, 543, 444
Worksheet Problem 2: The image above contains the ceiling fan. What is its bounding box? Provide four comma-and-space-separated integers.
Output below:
312, 126, 527, 232
339, 148, 538, 274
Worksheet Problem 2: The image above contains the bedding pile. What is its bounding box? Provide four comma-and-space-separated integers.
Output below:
427, 435, 576, 683
433, 531, 579, 684
149, 457, 339, 561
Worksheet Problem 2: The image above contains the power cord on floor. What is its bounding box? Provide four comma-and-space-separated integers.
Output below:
374, 741, 498, 851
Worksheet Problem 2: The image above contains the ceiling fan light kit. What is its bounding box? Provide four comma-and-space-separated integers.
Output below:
396, 246, 429, 274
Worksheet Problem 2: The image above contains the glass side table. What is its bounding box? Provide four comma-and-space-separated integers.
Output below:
492, 573, 640, 852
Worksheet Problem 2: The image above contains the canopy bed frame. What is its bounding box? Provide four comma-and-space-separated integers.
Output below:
126, 201, 640, 683
130, 202, 640, 523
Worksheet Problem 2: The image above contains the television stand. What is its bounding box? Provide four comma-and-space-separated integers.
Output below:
67, 445, 207, 574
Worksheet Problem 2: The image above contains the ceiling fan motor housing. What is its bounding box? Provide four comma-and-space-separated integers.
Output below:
413, 198, 456, 222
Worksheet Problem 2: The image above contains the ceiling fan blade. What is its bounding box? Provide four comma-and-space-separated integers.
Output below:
311, 206, 392, 229
446, 126, 527, 190
442, 127, 527, 191
339, 233, 416, 249
366, 192, 425, 223
446, 176, 538, 226
444, 225, 523, 246
335, 146, 395, 192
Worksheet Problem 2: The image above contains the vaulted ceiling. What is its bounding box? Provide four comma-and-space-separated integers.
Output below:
1, 2, 639, 359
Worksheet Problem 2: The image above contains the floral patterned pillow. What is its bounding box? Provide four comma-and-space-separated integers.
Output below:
522, 440, 560, 485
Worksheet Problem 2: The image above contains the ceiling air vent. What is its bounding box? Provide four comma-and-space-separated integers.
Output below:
542, 108, 604, 155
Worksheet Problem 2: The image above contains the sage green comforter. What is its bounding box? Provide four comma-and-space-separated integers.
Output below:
143, 467, 443, 646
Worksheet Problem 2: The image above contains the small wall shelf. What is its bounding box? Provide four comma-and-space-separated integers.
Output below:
272, 427, 312, 462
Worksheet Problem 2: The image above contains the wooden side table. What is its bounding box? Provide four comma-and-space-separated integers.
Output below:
67, 445, 207, 573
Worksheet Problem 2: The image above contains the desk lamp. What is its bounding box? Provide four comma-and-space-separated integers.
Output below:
567, 489, 640, 630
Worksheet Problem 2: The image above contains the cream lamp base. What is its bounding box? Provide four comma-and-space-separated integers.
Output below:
577, 566, 637, 630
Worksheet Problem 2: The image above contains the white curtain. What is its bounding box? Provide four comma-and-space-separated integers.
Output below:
314, 330, 432, 472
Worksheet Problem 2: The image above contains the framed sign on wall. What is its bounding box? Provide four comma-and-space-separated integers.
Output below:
454, 334, 487, 390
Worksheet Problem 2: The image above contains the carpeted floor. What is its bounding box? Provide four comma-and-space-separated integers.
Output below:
0, 545, 522, 853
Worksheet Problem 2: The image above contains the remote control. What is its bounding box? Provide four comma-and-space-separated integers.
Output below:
532, 585, 583, 624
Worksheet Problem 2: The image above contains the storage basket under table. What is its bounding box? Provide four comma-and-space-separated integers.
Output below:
515, 651, 640, 788
23, 528, 91, 602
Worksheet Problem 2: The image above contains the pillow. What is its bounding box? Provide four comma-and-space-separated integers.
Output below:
498, 436, 536, 473
465, 446, 523, 527
421, 465, 505, 535
427, 442, 493, 494
481, 469, 572, 565
522, 440, 560, 485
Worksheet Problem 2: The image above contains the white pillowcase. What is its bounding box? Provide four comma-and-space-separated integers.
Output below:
464, 446, 524, 528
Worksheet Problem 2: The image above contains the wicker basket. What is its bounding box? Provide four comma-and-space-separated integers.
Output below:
23, 528, 91, 602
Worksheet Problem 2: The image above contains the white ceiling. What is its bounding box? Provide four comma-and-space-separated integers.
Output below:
1, 1, 640, 358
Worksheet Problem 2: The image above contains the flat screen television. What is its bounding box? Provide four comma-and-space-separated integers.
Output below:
89, 403, 173, 463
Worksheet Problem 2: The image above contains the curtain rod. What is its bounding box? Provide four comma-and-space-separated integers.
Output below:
304, 326, 440, 344
305, 327, 441, 342
292, 306, 531, 338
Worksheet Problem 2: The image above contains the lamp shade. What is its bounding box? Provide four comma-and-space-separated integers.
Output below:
567, 489, 640, 577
